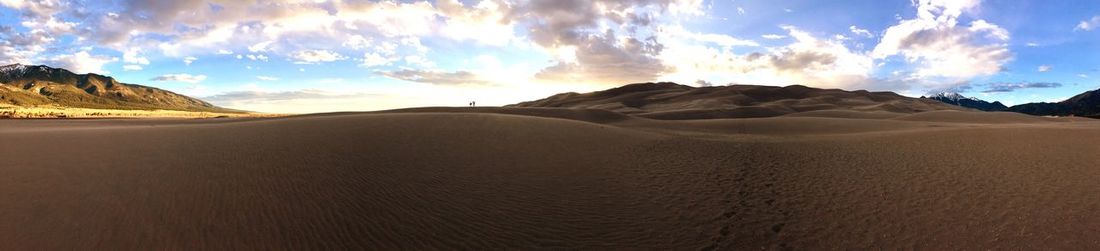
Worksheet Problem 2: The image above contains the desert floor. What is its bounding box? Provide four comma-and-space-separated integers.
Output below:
1, 108, 1099, 249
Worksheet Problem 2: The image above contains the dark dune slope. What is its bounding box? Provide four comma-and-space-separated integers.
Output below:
509, 82, 966, 119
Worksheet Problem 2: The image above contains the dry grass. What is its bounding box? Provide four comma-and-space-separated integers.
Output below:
0, 105, 277, 118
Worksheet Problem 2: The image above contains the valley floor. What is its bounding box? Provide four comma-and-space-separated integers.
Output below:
0, 105, 265, 118
1, 108, 1098, 249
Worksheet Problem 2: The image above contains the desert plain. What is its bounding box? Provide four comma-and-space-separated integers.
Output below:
2, 107, 1099, 249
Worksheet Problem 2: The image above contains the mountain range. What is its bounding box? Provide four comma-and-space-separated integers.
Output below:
0, 64, 234, 112
1006, 89, 1100, 118
919, 90, 1100, 118
921, 92, 1007, 111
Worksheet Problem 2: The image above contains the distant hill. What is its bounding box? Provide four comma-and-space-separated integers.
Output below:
508, 82, 966, 119
1007, 88, 1100, 118
0, 64, 236, 112
922, 92, 1007, 111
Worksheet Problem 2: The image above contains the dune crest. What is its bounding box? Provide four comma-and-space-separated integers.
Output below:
509, 82, 967, 120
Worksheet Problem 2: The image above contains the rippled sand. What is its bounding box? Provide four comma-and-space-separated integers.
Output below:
1, 108, 1098, 249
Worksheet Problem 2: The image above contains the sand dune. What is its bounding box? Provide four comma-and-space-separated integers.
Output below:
890, 110, 1064, 124
509, 82, 967, 119
2, 107, 1099, 249
780, 109, 905, 119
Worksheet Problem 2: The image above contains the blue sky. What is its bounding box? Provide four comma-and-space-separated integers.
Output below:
2, 0, 1100, 113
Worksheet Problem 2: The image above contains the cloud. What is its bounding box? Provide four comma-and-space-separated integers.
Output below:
248, 41, 274, 53
761, 34, 787, 40
664, 26, 759, 47
245, 54, 269, 61
926, 82, 975, 94
0, 0, 71, 65
872, 0, 1012, 80
981, 82, 1063, 93
657, 25, 880, 90
510, 0, 703, 84
379, 69, 489, 85
151, 74, 207, 83
123, 48, 150, 65
202, 89, 372, 103
1037, 65, 1051, 72
290, 50, 346, 64
1079, 74, 1089, 78
436, 0, 517, 46
183, 56, 198, 66
1025, 42, 1040, 47
43, 51, 118, 74
123, 65, 143, 71
0, 0, 1045, 107
849, 25, 873, 38
1076, 16, 1100, 31
256, 76, 278, 81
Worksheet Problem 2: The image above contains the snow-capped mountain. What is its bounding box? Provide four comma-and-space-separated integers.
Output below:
929, 92, 972, 102
923, 92, 1007, 111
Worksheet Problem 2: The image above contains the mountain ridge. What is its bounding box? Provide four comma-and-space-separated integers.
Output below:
1007, 88, 1100, 118
0, 64, 237, 113
922, 92, 1008, 111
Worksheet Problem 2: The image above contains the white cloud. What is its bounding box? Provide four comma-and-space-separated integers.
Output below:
1078, 74, 1089, 78
151, 74, 207, 83
257, 76, 279, 81
0, 0, 1037, 110
183, 56, 198, 66
969, 20, 1009, 40
1037, 65, 1052, 72
849, 25, 873, 38
43, 51, 118, 74
1026, 42, 1040, 47
246, 54, 269, 61
1076, 16, 1100, 31
659, 25, 881, 90
436, 0, 517, 46
123, 65, 143, 71
380, 69, 489, 85
290, 50, 345, 64
122, 48, 150, 65
248, 41, 274, 53
361, 52, 396, 68
663, 26, 759, 47
872, 0, 1011, 81
761, 34, 787, 40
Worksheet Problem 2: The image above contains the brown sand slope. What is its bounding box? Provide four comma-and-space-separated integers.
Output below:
509, 82, 967, 119
1, 108, 1099, 249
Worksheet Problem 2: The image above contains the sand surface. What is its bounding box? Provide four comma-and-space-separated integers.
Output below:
2, 108, 1100, 249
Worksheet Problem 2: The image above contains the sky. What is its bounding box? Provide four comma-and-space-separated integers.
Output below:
2, 0, 1100, 113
